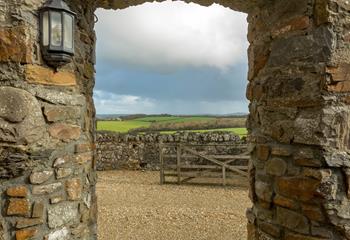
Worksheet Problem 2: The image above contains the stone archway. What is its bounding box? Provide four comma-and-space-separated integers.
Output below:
1, 0, 350, 239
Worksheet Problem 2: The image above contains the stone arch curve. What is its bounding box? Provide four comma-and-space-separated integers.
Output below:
1, 0, 350, 239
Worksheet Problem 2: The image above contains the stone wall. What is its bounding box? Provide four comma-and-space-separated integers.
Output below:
96, 131, 244, 170
0, 0, 97, 239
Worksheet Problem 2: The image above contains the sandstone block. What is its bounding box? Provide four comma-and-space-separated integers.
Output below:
272, 16, 310, 38
0, 25, 31, 63
50, 195, 65, 204
75, 152, 93, 165
301, 204, 325, 222
48, 124, 81, 141
15, 228, 37, 240
7, 199, 30, 216
75, 143, 93, 153
256, 145, 270, 161
276, 207, 309, 234
273, 195, 298, 210
44, 105, 81, 123
258, 222, 281, 238
26, 65, 76, 86
271, 146, 292, 156
6, 186, 28, 198
30, 170, 54, 184
66, 178, 82, 201
276, 177, 320, 202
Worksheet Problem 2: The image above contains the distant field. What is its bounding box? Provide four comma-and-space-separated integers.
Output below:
97, 116, 247, 136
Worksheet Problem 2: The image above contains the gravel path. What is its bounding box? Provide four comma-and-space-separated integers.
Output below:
97, 171, 251, 240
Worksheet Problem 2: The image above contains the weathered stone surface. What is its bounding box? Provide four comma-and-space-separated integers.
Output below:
285, 232, 327, 240
0, 87, 48, 146
273, 195, 298, 210
66, 178, 82, 200
56, 168, 73, 179
53, 156, 70, 168
302, 204, 325, 222
276, 177, 320, 202
16, 218, 43, 229
259, 222, 281, 238
26, 65, 76, 86
34, 88, 85, 106
256, 145, 270, 161
276, 207, 309, 234
255, 181, 273, 202
30, 170, 54, 184
48, 124, 81, 141
32, 202, 44, 218
266, 158, 287, 176
32, 183, 62, 195
44, 227, 69, 240
271, 16, 310, 38
15, 228, 37, 240
6, 186, 28, 198
50, 195, 65, 204
0, 25, 31, 63
48, 202, 78, 228
270, 146, 292, 156
44, 105, 81, 123
7, 199, 30, 216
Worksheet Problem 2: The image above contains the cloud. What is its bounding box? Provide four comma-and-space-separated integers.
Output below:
94, 90, 248, 115
94, 90, 155, 114
95, 1, 248, 71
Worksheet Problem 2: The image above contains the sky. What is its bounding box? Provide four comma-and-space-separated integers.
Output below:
94, 1, 249, 115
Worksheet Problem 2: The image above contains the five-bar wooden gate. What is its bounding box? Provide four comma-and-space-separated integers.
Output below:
159, 143, 249, 186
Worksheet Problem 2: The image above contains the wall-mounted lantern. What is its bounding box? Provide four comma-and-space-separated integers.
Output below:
40, 0, 76, 69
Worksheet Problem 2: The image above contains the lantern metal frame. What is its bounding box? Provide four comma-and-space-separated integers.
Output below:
40, 0, 76, 69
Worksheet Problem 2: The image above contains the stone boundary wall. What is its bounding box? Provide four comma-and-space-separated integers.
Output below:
96, 131, 246, 171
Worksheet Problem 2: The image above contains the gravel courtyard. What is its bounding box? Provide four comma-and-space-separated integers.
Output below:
97, 171, 250, 240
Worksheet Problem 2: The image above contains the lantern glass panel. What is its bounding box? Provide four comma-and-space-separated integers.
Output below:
50, 11, 62, 47
42, 11, 49, 46
63, 13, 73, 50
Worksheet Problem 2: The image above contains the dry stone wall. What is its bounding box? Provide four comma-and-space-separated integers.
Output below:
96, 131, 244, 171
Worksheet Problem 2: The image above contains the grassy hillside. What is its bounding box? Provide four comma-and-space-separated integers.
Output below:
97, 116, 247, 136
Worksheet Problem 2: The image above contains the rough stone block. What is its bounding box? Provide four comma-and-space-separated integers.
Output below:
48, 124, 81, 141
15, 228, 37, 240
301, 204, 325, 222
44, 227, 69, 240
285, 231, 327, 240
0, 25, 32, 63
16, 218, 43, 229
26, 65, 76, 86
273, 195, 298, 210
32, 201, 44, 218
266, 158, 287, 176
276, 207, 309, 234
56, 168, 73, 179
6, 186, 28, 198
48, 202, 78, 228
66, 178, 82, 200
272, 16, 310, 38
30, 170, 54, 184
276, 177, 320, 202
271, 146, 292, 157
255, 181, 273, 202
32, 183, 62, 195
44, 105, 81, 123
259, 222, 281, 238
256, 145, 270, 161
7, 199, 30, 216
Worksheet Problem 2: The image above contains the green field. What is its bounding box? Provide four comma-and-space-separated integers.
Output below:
97, 116, 247, 136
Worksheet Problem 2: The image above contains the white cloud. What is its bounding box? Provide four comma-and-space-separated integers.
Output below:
94, 90, 155, 114
95, 1, 248, 71
94, 90, 248, 115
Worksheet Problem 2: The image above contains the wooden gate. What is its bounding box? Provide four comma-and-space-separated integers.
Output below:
159, 143, 249, 186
